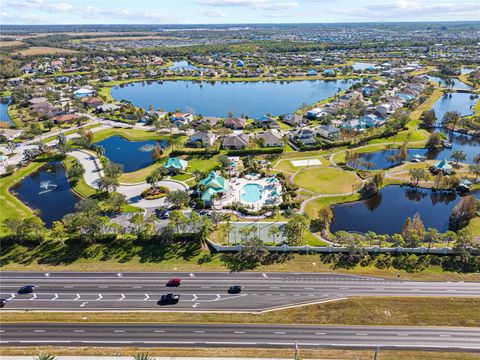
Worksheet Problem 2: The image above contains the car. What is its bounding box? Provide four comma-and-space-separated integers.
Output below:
166, 278, 181, 287
18, 285, 35, 294
155, 208, 171, 219
228, 285, 242, 294
158, 293, 180, 305
0, 299, 7, 308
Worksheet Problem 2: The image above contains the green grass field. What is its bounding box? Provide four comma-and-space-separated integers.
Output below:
0, 162, 43, 232
294, 167, 361, 194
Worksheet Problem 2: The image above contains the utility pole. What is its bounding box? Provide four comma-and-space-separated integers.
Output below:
294, 341, 299, 359
373, 345, 381, 360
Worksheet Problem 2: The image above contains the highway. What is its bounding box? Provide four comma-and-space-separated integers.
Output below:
1, 323, 479, 351
1, 271, 480, 311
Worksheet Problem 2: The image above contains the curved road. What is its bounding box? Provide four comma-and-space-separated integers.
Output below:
1, 323, 479, 351
1, 272, 479, 312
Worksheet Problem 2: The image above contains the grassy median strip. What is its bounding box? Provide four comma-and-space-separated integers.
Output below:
1, 347, 479, 359
3, 298, 479, 327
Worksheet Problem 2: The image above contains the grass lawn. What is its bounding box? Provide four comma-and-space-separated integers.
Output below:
294, 167, 361, 194
2, 242, 480, 280
467, 217, 480, 238
304, 193, 361, 218
2, 347, 478, 360
3, 297, 478, 327
0, 162, 43, 232
185, 155, 220, 173
171, 173, 193, 182
406, 88, 443, 129
119, 162, 163, 183
368, 128, 428, 145
63, 156, 97, 198
91, 127, 170, 143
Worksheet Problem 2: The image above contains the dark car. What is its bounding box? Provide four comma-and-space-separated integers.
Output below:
0, 299, 7, 308
18, 285, 35, 294
158, 293, 180, 305
228, 285, 242, 294
155, 208, 171, 219
166, 278, 181, 287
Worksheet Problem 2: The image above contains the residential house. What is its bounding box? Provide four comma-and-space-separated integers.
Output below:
254, 115, 279, 129
164, 157, 188, 172
224, 117, 246, 130
170, 113, 193, 127
222, 133, 250, 150
50, 114, 81, 124
283, 113, 305, 127
316, 125, 340, 140
257, 129, 283, 147
81, 97, 103, 108
190, 131, 217, 147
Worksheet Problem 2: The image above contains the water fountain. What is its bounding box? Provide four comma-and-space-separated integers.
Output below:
138, 144, 155, 152
38, 180, 58, 195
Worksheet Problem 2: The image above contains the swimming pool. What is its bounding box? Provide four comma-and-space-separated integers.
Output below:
241, 183, 263, 203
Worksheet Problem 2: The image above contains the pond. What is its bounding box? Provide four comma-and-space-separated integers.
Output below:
0, 97, 14, 125
330, 185, 472, 235
352, 62, 376, 71
431, 92, 477, 125
10, 162, 80, 227
426, 75, 471, 90
354, 129, 480, 169
111, 79, 357, 118
94, 135, 169, 173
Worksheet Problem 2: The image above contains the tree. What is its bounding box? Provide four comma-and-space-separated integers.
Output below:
103, 192, 126, 213
450, 150, 466, 166
442, 111, 460, 130
6, 141, 15, 154
165, 190, 190, 209
420, 109, 436, 128
401, 213, 425, 247
98, 175, 119, 193
426, 132, 444, 148
473, 153, 480, 165
283, 214, 309, 246
35, 354, 57, 360
433, 171, 445, 190
409, 168, 429, 187
166, 210, 189, 235
312, 207, 333, 235
220, 220, 233, 245
218, 154, 230, 168
104, 162, 123, 178
132, 353, 155, 360
152, 143, 163, 161
67, 160, 85, 183
268, 225, 282, 245
469, 164, 480, 180
146, 168, 163, 190
449, 195, 478, 231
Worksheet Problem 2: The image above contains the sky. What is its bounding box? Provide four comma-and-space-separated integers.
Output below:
1, 0, 479, 25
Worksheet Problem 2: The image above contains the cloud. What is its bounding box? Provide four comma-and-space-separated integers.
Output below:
203, 9, 227, 17
11, 0, 73, 12
197, 0, 298, 10
329, 0, 479, 21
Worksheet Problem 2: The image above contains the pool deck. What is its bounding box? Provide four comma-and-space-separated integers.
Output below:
218, 176, 282, 211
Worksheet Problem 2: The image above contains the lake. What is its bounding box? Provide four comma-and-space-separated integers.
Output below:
354, 129, 480, 169
431, 92, 477, 124
0, 97, 14, 125
111, 79, 357, 118
169, 60, 200, 71
330, 185, 469, 235
427, 75, 471, 90
94, 135, 169, 173
11, 162, 80, 227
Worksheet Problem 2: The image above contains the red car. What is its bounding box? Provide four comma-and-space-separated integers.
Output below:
166, 278, 181, 287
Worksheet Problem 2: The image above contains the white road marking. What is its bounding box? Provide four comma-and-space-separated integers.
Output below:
113, 330, 125, 333
154, 330, 165, 333
73, 330, 85, 333
315, 332, 326, 335
234, 331, 245, 334
51, 294, 58, 300
356, 333, 368, 336
118, 294, 125, 301
144, 294, 150, 301
33, 330, 45, 333
74, 294, 80, 300
194, 330, 205, 333
96, 294, 103, 301
274, 331, 286, 334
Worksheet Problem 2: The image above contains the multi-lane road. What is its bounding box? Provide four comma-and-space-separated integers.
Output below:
1, 323, 479, 351
1, 271, 480, 311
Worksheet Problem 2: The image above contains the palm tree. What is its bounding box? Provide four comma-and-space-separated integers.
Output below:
35, 354, 57, 360
133, 353, 156, 360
